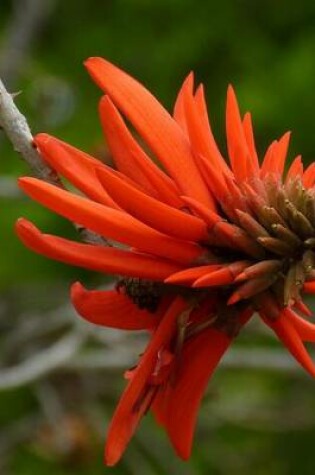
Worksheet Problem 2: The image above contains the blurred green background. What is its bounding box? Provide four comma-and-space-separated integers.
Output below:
1, 0, 315, 474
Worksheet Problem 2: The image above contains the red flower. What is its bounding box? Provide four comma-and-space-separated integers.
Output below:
16, 57, 315, 465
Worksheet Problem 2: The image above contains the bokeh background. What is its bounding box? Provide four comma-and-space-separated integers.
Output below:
1, 0, 315, 474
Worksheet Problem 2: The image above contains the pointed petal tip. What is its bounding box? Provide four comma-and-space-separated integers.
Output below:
195, 82, 204, 95
99, 93, 111, 108
15, 218, 46, 253
34, 132, 52, 146
234, 272, 246, 283
18, 176, 32, 186
184, 71, 194, 87
18, 176, 40, 195
227, 83, 236, 96
15, 217, 37, 236
227, 293, 241, 305
84, 56, 102, 68
164, 275, 177, 284
15, 216, 27, 228
104, 446, 121, 467
173, 445, 191, 461
70, 280, 85, 299
84, 57, 113, 84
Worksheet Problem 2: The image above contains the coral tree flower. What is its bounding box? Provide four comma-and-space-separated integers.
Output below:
16, 57, 315, 466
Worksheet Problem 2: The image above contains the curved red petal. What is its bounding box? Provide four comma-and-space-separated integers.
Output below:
284, 307, 315, 342
183, 82, 228, 181
34, 134, 118, 208
194, 85, 230, 174
303, 281, 315, 293
154, 328, 231, 459
85, 57, 212, 207
153, 309, 253, 459
15, 218, 183, 280
302, 163, 315, 188
226, 85, 250, 182
242, 112, 259, 173
285, 155, 303, 183
71, 282, 156, 330
100, 96, 183, 207
18, 177, 203, 264
165, 264, 222, 285
173, 73, 193, 134
99, 96, 183, 207
104, 297, 188, 466
261, 311, 315, 377
96, 165, 208, 241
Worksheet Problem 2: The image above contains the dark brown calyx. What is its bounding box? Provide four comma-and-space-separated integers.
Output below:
116, 278, 163, 313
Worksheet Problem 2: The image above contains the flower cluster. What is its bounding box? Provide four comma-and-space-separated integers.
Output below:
16, 57, 315, 465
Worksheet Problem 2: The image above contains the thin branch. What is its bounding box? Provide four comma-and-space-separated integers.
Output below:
0, 331, 84, 391
67, 347, 306, 374
0, 78, 61, 182
0, 78, 108, 245
0, 340, 307, 393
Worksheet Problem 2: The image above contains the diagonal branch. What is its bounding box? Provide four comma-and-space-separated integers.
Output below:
0, 331, 85, 391
0, 78, 61, 183
0, 78, 108, 245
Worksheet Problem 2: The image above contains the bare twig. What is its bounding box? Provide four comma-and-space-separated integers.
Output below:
0, 331, 84, 391
1, 302, 75, 352
67, 347, 306, 374
0, 339, 308, 393
0, 78, 61, 182
0, 78, 108, 245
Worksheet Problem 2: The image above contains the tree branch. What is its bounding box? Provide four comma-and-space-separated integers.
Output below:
0, 78, 61, 182
0, 78, 108, 245
0, 341, 307, 392
0, 331, 85, 391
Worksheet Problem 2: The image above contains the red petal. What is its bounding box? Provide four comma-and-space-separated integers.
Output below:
284, 307, 315, 342
302, 163, 315, 188
85, 57, 212, 207
99, 96, 183, 207
303, 281, 315, 293
193, 261, 249, 288
261, 311, 315, 377
285, 155, 303, 183
242, 112, 260, 173
71, 282, 157, 330
260, 140, 277, 178
180, 195, 222, 228
15, 218, 183, 280
275, 132, 291, 177
183, 81, 228, 188
293, 299, 312, 317
104, 297, 188, 466
165, 264, 222, 285
264, 132, 290, 177
226, 85, 250, 182
194, 85, 230, 174
96, 165, 208, 241
153, 309, 253, 459
34, 134, 118, 208
173, 73, 193, 134
18, 177, 203, 264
